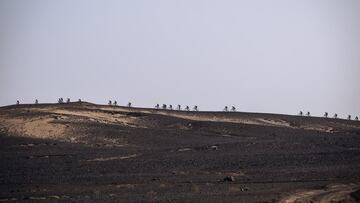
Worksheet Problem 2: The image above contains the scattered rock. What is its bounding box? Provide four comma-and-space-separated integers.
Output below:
240, 186, 249, 191
210, 145, 218, 150
228, 186, 249, 192
145, 190, 157, 200
223, 176, 235, 182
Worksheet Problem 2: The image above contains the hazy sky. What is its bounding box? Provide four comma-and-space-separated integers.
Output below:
1, 0, 359, 117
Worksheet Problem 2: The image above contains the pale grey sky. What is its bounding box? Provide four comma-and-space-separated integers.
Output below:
0, 0, 359, 117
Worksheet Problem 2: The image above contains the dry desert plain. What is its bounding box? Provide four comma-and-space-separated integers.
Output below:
0, 102, 360, 202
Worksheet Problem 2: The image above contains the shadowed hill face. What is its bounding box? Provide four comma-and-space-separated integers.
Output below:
0, 102, 360, 202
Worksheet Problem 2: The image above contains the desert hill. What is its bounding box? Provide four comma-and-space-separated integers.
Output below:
0, 102, 360, 202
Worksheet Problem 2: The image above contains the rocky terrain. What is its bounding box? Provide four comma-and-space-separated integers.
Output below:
0, 102, 360, 202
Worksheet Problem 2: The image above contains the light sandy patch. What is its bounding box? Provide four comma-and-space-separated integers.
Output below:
45, 109, 142, 128
155, 112, 342, 133
29, 197, 47, 200
86, 154, 138, 162
23, 117, 66, 139
155, 112, 263, 126
97, 106, 153, 114
257, 118, 292, 128
47, 195, 60, 199
280, 183, 360, 203
154, 111, 295, 129
51, 107, 145, 128
178, 148, 192, 152
301, 124, 334, 133
0, 115, 68, 140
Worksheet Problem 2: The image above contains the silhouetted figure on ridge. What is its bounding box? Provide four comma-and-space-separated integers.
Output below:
67, 98, 70, 103
355, 116, 359, 121
177, 105, 181, 110
162, 104, 167, 109
223, 106, 228, 112
169, 105, 173, 110
185, 106, 190, 111
114, 101, 117, 106
231, 106, 236, 112
108, 100, 112, 105
16, 100, 20, 105
324, 112, 328, 118
348, 115, 351, 120
155, 104, 160, 109
127, 102, 132, 108
306, 112, 311, 117
193, 106, 198, 111
35, 99, 38, 104
333, 113, 338, 119
299, 111, 303, 116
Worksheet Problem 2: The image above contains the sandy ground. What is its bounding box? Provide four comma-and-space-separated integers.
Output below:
280, 183, 360, 203
0, 102, 360, 202
0, 115, 67, 139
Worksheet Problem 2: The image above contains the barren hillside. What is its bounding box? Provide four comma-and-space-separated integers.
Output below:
1, 102, 360, 202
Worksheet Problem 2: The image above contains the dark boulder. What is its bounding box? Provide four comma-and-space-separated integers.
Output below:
223, 176, 235, 182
